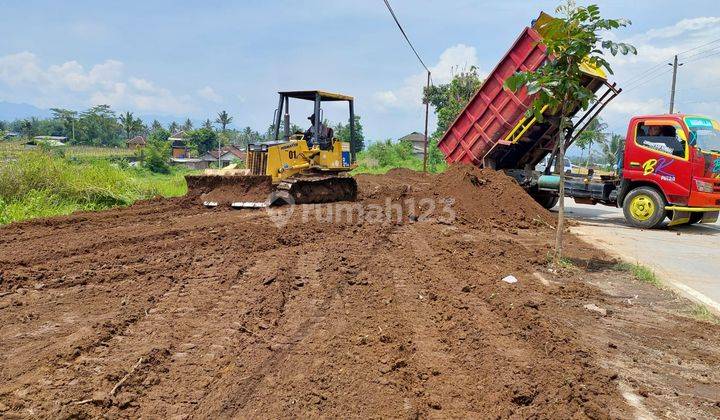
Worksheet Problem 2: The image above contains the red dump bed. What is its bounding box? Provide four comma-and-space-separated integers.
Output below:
437, 26, 548, 167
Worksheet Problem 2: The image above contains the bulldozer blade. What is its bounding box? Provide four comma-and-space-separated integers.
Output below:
185, 174, 274, 207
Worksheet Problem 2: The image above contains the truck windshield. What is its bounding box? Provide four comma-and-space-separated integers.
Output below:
686, 117, 720, 154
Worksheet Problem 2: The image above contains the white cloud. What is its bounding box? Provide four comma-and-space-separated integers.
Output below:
641, 17, 720, 42
606, 97, 665, 116
374, 44, 482, 110
197, 86, 223, 103
47, 59, 123, 91
0, 52, 45, 86
0, 51, 196, 115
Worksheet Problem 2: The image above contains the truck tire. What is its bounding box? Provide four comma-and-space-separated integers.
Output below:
622, 187, 666, 229
540, 195, 559, 209
532, 194, 559, 209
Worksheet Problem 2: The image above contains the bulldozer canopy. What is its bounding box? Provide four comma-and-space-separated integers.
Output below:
279, 90, 354, 102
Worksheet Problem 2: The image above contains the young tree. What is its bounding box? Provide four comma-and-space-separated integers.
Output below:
504, 1, 636, 262
202, 119, 214, 130
145, 131, 171, 174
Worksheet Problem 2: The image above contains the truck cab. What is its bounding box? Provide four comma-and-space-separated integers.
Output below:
619, 114, 720, 228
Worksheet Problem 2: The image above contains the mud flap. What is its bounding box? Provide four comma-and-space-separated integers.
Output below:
668, 210, 720, 226
700, 211, 719, 224
667, 210, 691, 227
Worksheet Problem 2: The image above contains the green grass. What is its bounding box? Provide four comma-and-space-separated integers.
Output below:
351, 157, 447, 175
0, 150, 189, 225
690, 304, 720, 324
0, 139, 135, 160
613, 262, 662, 287
350, 139, 448, 175
613, 262, 720, 324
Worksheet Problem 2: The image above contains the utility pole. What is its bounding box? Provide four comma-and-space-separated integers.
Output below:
668, 55, 683, 114
218, 134, 222, 168
422, 71, 431, 173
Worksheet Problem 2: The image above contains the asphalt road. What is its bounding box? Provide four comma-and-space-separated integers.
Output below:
561, 199, 720, 315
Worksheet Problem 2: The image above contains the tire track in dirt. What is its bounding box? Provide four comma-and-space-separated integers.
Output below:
194, 235, 355, 417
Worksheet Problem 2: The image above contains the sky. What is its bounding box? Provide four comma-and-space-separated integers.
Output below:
0, 0, 719, 141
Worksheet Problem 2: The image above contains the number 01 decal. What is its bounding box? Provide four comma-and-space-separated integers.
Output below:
288, 151, 297, 159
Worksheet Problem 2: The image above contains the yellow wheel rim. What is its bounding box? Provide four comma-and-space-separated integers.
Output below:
629, 195, 655, 221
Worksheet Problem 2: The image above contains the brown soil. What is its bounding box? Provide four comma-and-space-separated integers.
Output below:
1, 165, 718, 418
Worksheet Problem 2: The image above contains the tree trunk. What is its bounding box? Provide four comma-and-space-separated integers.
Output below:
554, 97, 571, 264
585, 141, 592, 169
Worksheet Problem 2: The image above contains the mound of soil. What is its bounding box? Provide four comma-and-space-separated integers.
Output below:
356, 165, 553, 229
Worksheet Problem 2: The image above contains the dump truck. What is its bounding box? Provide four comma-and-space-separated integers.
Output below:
437, 13, 720, 228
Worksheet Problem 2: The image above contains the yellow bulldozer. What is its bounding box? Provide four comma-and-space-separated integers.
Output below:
185, 90, 358, 208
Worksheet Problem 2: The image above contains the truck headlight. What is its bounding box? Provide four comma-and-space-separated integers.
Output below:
695, 179, 714, 193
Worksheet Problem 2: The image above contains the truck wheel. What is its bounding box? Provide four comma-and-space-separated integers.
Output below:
622, 187, 666, 229
532, 194, 559, 209
542, 196, 559, 209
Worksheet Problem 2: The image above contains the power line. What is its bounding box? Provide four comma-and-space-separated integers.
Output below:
677, 36, 720, 58
623, 68, 673, 93
381, 0, 433, 173
381, 0, 430, 73
622, 38, 720, 87
681, 44, 720, 62
623, 61, 670, 86
623, 47, 720, 94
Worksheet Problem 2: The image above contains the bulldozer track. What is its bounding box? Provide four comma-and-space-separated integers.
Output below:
277, 174, 357, 205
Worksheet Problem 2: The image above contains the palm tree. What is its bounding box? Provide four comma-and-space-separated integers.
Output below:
168, 121, 180, 135
575, 118, 608, 168
602, 134, 625, 174
118, 111, 143, 139
215, 111, 232, 132
214, 111, 233, 167
202, 119, 213, 130
183, 118, 193, 131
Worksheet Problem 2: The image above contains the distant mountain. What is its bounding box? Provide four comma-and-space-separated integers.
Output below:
0, 101, 53, 121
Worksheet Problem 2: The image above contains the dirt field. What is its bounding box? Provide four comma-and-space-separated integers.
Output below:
1, 166, 719, 418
